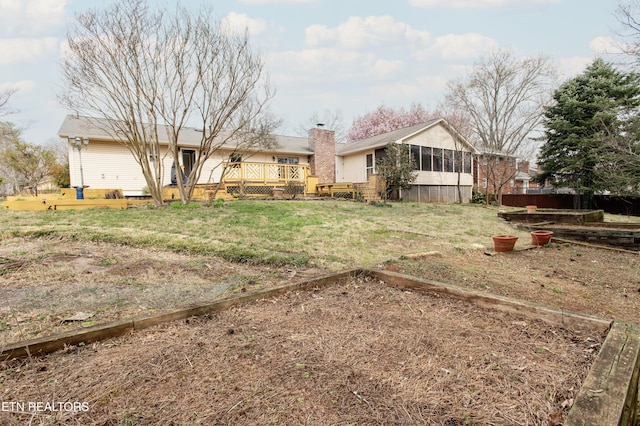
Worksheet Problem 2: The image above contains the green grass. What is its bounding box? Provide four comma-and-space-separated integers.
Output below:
0, 200, 527, 269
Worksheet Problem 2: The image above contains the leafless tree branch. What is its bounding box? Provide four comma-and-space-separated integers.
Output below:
60, 0, 278, 205
444, 49, 556, 204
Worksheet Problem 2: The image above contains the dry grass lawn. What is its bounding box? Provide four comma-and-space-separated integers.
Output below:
0, 200, 638, 425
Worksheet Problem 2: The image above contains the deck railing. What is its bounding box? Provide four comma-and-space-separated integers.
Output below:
222, 162, 308, 184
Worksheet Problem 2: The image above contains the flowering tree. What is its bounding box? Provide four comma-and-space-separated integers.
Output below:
347, 103, 438, 142
346, 103, 472, 142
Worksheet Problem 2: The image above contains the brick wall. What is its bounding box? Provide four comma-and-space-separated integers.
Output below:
308, 127, 336, 184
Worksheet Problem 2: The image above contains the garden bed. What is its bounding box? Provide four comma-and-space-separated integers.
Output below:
498, 209, 604, 225
0, 271, 616, 425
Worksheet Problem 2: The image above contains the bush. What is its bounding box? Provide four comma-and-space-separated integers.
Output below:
471, 190, 486, 204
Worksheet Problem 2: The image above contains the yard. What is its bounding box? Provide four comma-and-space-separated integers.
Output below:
1, 199, 639, 424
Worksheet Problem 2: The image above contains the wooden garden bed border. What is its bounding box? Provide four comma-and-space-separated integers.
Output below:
2, 268, 638, 425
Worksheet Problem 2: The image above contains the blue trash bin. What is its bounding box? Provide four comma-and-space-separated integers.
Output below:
75, 187, 84, 200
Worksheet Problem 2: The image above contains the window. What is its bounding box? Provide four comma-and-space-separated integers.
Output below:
432, 148, 443, 172
464, 152, 472, 174
454, 151, 462, 173
444, 149, 454, 172
366, 153, 374, 178
482, 178, 487, 188
229, 153, 242, 163
410, 145, 421, 170
421, 147, 432, 171
148, 144, 159, 162
277, 157, 299, 164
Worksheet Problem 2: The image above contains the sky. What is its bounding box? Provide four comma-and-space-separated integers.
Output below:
0, 0, 625, 145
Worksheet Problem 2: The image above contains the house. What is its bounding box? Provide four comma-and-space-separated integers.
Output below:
59, 115, 316, 198
512, 161, 540, 194
58, 115, 477, 203
474, 151, 540, 198
336, 119, 478, 203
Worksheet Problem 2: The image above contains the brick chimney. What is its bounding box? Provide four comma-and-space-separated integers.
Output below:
308, 125, 336, 183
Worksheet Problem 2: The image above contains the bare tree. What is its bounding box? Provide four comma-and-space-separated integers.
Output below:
0, 88, 17, 117
60, 0, 279, 205
444, 49, 556, 204
0, 122, 57, 195
297, 109, 347, 143
616, 1, 640, 62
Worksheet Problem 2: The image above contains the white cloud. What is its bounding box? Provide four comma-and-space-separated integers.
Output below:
223, 12, 267, 36
238, 0, 316, 3
0, 0, 68, 36
589, 36, 626, 55
0, 80, 36, 93
0, 37, 59, 65
370, 59, 406, 79
414, 33, 499, 61
409, 0, 559, 8
270, 48, 405, 83
306, 15, 430, 49
556, 56, 594, 79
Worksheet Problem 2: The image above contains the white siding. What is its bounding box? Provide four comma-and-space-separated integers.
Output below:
68, 140, 310, 196
68, 140, 173, 196
340, 153, 368, 182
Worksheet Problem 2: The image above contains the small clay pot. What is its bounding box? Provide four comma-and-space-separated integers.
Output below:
492, 235, 518, 252
526, 205, 537, 213
531, 230, 553, 246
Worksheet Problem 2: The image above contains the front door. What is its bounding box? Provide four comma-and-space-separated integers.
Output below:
182, 149, 196, 179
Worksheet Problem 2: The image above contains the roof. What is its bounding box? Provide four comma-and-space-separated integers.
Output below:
58, 115, 313, 156
337, 119, 478, 155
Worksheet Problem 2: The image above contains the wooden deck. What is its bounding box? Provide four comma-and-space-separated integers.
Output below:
3, 189, 128, 211
4, 164, 387, 210
316, 175, 384, 202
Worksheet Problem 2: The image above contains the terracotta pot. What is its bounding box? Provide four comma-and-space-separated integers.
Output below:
531, 230, 553, 246
526, 205, 537, 213
492, 235, 518, 252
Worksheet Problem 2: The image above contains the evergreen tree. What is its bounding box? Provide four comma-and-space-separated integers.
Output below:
536, 59, 640, 203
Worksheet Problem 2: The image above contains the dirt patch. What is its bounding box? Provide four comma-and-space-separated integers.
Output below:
384, 243, 640, 324
0, 233, 636, 425
0, 237, 320, 345
0, 276, 603, 425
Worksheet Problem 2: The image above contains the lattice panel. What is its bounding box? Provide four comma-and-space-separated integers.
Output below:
226, 185, 240, 194
266, 165, 281, 180
244, 163, 264, 180
245, 186, 273, 195
225, 167, 241, 180
289, 167, 301, 180
224, 185, 278, 195
333, 192, 354, 199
